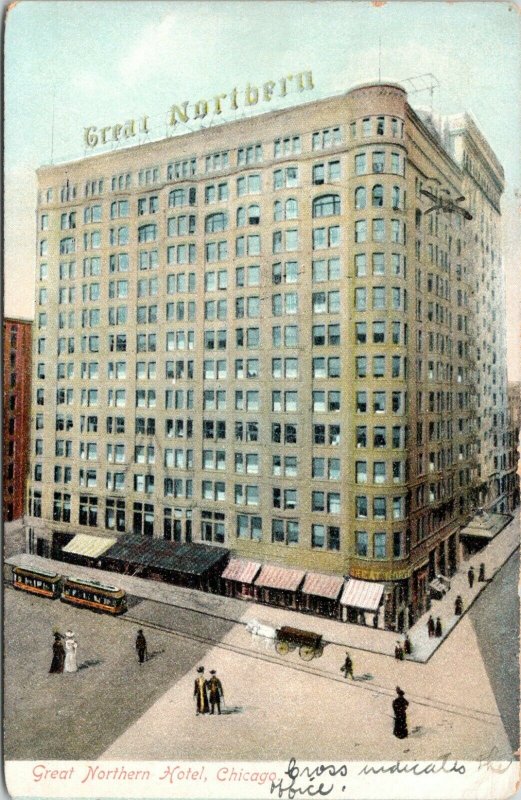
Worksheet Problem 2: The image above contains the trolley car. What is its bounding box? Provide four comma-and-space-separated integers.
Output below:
12, 566, 62, 599
275, 625, 324, 661
60, 576, 127, 615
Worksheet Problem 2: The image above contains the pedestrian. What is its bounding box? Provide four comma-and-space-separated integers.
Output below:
403, 635, 412, 656
468, 566, 475, 588
49, 632, 65, 674
478, 563, 486, 582
135, 629, 147, 664
64, 630, 78, 673
454, 595, 463, 616
340, 652, 354, 679
393, 687, 409, 739
207, 670, 224, 715
394, 641, 404, 660
372, 612, 379, 628
194, 666, 209, 716
435, 617, 442, 638
427, 615, 435, 637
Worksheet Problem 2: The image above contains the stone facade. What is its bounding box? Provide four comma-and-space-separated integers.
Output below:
26, 82, 513, 628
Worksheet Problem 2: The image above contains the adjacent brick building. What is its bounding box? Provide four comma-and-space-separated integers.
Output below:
3, 318, 32, 521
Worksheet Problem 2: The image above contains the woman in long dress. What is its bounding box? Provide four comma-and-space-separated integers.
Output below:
393, 687, 409, 739
49, 633, 65, 673
64, 630, 78, 673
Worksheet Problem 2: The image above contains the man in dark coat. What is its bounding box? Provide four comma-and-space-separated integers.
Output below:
435, 617, 442, 637
468, 566, 475, 588
395, 641, 404, 660
341, 652, 354, 679
427, 615, 435, 637
207, 670, 224, 715
393, 687, 409, 738
49, 633, 65, 673
478, 563, 486, 582
135, 629, 147, 663
194, 667, 209, 715
404, 635, 412, 655
454, 595, 463, 616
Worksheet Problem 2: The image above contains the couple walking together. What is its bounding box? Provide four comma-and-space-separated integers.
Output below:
194, 666, 224, 715
49, 630, 78, 674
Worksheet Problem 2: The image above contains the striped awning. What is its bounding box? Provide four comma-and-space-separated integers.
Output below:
62, 534, 117, 559
254, 564, 305, 592
340, 579, 384, 611
221, 558, 261, 584
301, 572, 344, 600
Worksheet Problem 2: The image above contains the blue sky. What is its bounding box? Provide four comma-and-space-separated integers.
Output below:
5, 1, 521, 375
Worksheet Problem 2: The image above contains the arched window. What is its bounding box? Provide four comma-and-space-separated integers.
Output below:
393, 186, 401, 210
285, 198, 298, 219
354, 187, 366, 210
205, 212, 228, 233
313, 194, 341, 218
273, 201, 283, 222
138, 224, 157, 243
248, 204, 260, 224
372, 185, 384, 207
237, 207, 246, 227
169, 188, 186, 207
169, 186, 196, 207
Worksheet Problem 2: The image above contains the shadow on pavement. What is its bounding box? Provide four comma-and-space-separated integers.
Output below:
78, 659, 102, 671
145, 649, 165, 661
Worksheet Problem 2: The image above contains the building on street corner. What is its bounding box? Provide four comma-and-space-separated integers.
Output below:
24, 81, 517, 630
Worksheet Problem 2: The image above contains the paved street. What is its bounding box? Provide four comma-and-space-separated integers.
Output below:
3, 589, 235, 760
4, 547, 518, 762
469, 549, 519, 753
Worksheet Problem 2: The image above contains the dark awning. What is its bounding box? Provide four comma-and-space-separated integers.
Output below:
102, 535, 229, 576
459, 511, 511, 540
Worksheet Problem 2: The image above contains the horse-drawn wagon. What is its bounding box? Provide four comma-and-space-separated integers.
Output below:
274, 625, 324, 661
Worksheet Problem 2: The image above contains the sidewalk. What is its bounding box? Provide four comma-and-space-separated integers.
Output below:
6, 507, 519, 663
408, 507, 520, 662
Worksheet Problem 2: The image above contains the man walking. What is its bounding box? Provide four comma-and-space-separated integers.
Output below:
468, 566, 475, 588
194, 666, 209, 716
135, 629, 148, 664
454, 595, 463, 616
393, 687, 409, 739
435, 617, 442, 637
207, 670, 224, 715
395, 641, 404, 660
341, 652, 354, 679
478, 563, 486, 582
427, 615, 435, 637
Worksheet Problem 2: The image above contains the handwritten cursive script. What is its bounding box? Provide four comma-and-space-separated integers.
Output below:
270, 758, 348, 798
359, 755, 465, 776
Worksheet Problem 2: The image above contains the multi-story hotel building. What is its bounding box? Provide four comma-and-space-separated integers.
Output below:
26, 81, 514, 628
4, 317, 32, 521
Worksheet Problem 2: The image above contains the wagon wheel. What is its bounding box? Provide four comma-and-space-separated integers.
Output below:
276, 640, 290, 655
314, 644, 324, 658
299, 644, 316, 661
287, 641, 297, 651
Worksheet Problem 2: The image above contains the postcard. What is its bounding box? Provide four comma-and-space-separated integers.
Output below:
3, 2, 521, 799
